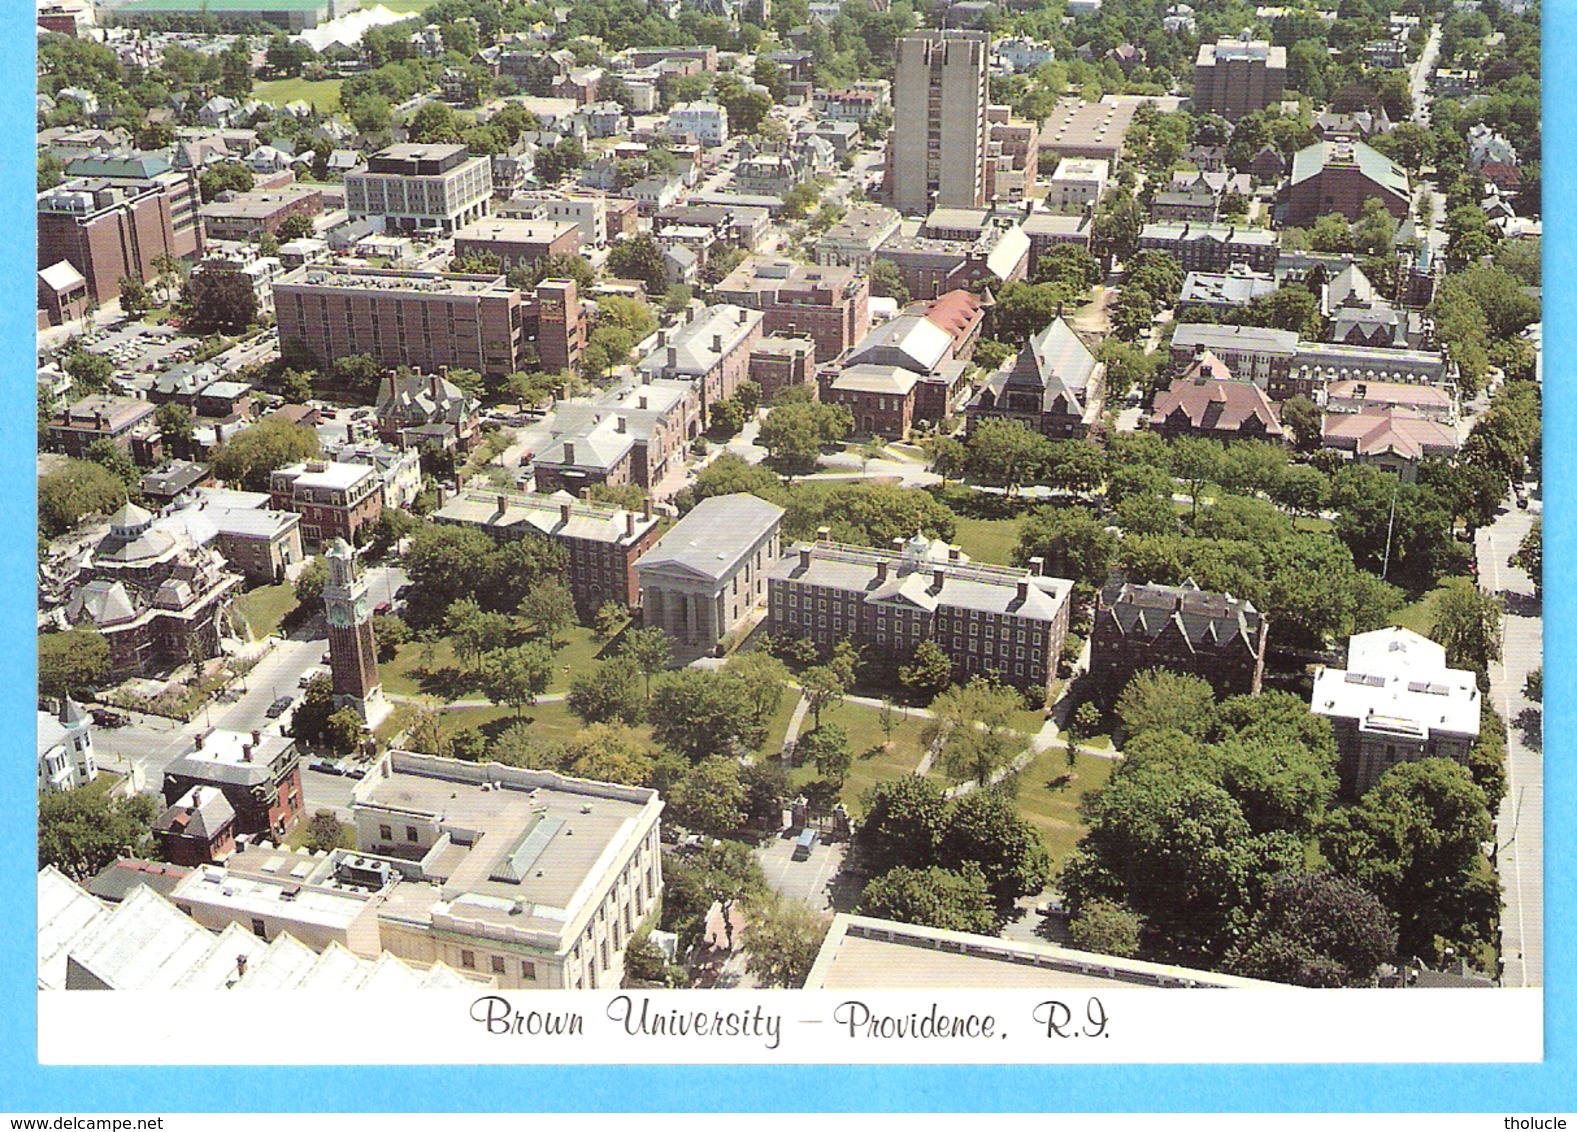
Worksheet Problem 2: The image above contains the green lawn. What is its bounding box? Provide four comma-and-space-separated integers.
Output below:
253, 77, 344, 112
377, 0, 441, 10
438, 699, 656, 748
380, 624, 617, 700
234, 583, 299, 640
790, 700, 931, 813
80, 770, 124, 798
1012, 749, 1117, 870
1390, 579, 1467, 636
951, 515, 1021, 566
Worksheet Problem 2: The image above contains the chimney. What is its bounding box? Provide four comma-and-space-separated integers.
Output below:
712, 334, 722, 353
345, 420, 357, 443
563, 441, 575, 464
738, 308, 748, 324
251, 729, 261, 745
876, 559, 890, 582
639, 395, 648, 409
187, 787, 200, 815
194, 730, 206, 751
666, 346, 677, 368
236, 954, 248, 978
798, 546, 811, 569
242, 743, 253, 763
816, 526, 831, 542
1016, 578, 1029, 603
948, 546, 960, 562
931, 567, 945, 592
496, 493, 508, 514
625, 512, 636, 537
1028, 556, 1045, 575
643, 498, 653, 520
893, 536, 906, 553
616, 416, 627, 433
658, 329, 667, 347
560, 502, 572, 524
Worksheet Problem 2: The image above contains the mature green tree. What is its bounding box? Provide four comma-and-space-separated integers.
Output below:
660, 838, 765, 951
1226, 871, 1398, 987
740, 894, 830, 987
63, 348, 114, 392
1170, 437, 1222, 521
1115, 669, 1217, 739
198, 162, 253, 202
1322, 759, 1498, 964
323, 707, 366, 755
798, 665, 844, 730
1067, 898, 1143, 958
650, 669, 762, 760
567, 656, 646, 726
1062, 762, 1302, 965
515, 576, 576, 640
921, 435, 966, 483
38, 459, 127, 537
964, 418, 1050, 492
210, 419, 319, 490
1511, 519, 1541, 585
758, 400, 852, 471
38, 629, 111, 700
669, 756, 749, 838
867, 258, 908, 305
1014, 507, 1117, 592
1429, 578, 1504, 675
923, 677, 1025, 786
898, 639, 952, 702
854, 775, 952, 876
39, 790, 158, 881
795, 722, 849, 785
941, 788, 1052, 911
289, 674, 335, 747
860, 864, 997, 934
154, 401, 195, 455
118, 276, 153, 320
562, 723, 657, 786
723, 651, 788, 732
605, 234, 669, 292
1210, 737, 1338, 837
82, 438, 140, 493
480, 643, 555, 718
741, 760, 794, 827
620, 626, 673, 699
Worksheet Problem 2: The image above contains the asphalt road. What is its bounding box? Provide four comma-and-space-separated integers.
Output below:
1477, 496, 1542, 988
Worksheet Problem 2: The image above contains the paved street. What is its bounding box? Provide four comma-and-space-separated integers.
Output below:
1476, 496, 1542, 987
755, 832, 846, 909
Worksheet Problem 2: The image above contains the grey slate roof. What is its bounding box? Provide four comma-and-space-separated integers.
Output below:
1098, 579, 1262, 653
636, 493, 783, 583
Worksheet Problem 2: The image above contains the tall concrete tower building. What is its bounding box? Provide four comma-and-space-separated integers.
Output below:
887, 29, 990, 216
321, 539, 386, 727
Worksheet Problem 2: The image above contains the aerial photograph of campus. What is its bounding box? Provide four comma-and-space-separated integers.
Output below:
33, 0, 1541, 998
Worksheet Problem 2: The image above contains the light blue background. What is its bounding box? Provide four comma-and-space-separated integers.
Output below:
2, 1, 1569, 1111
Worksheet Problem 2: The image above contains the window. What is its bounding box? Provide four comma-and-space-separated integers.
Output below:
406, 825, 420, 842
379, 824, 392, 841
252, 919, 267, 938
491, 955, 506, 974
520, 960, 536, 980
460, 950, 476, 969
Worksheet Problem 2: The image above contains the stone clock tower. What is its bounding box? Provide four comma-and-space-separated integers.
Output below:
321, 539, 387, 727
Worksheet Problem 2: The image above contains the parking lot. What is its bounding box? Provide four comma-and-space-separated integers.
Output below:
754, 830, 846, 908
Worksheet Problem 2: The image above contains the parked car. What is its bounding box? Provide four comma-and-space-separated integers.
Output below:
265, 695, 294, 718
90, 708, 128, 728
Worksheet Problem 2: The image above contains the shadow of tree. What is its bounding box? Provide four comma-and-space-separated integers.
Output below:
416, 665, 480, 701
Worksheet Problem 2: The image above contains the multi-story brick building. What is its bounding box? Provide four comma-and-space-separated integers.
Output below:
1090, 579, 1269, 703
968, 316, 1103, 440
767, 536, 1074, 696
1136, 222, 1279, 274
748, 337, 816, 403
268, 460, 383, 545
60, 503, 241, 679
274, 266, 526, 377
1311, 627, 1481, 796
637, 304, 764, 417
1169, 324, 1299, 391
835, 289, 985, 426
48, 395, 156, 458
1149, 371, 1286, 442
1192, 36, 1287, 121
814, 205, 904, 270
453, 217, 582, 269
374, 370, 483, 454
714, 257, 871, 364
345, 143, 493, 233
198, 184, 322, 241
529, 377, 700, 496
521, 278, 587, 375
1286, 139, 1410, 227
37, 159, 204, 307
433, 490, 662, 614
161, 727, 304, 842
